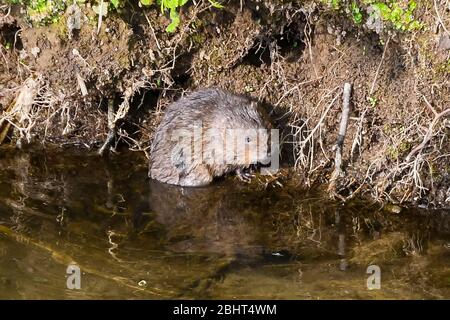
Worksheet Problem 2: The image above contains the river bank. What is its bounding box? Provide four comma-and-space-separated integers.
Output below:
1, 0, 449, 207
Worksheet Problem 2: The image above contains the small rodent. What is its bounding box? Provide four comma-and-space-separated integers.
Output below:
149, 88, 272, 186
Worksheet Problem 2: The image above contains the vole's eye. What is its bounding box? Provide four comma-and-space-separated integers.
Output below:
246, 137, 251, 143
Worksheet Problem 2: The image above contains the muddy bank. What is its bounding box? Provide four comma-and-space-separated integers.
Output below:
0, 0, 449, 207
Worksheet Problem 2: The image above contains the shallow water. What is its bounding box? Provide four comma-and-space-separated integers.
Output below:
0, 145, 449, 299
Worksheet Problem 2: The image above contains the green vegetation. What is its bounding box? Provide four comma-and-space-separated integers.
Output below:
4, 0, 223, 32
321, 0, 423, 32
351, 1, 363, 24
366, 0, 422, 31
437, 57, 450, 74
7, 0, 68, 25
110, 0, 121, 9
368, 96, 378, 107
157, 0, 223, 32
157, 0, 189, 33
328, 0, 342, 10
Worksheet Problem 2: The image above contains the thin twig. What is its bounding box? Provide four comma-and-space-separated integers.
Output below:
274, 77, 323, 107
434, 0, 450, 36
406, 96, 450, 161
369, 37, 390, 96
144, 12, 161, 51
350, 106, 367, 162
301, 88, 341, 146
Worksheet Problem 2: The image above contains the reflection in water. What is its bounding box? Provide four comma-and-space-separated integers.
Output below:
145, 180, 271, 258
0, 145, 449, 299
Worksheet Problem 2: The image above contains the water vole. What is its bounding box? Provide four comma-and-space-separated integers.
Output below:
149, 88, 272, 186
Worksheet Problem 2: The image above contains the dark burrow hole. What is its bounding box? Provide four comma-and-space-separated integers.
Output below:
96, 89, 161, 149
0, 23, 23, 51
257, 100, 299, 168
99, 63, 194, 150
170, 52, 195, 88
119, 89, 160, 142
241, 18, 307, 67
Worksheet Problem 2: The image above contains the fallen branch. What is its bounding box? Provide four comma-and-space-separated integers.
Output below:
98, 99, 115, 155
328, 82, 352, 194
0, 99, 14, 144
96, 0, 105, 35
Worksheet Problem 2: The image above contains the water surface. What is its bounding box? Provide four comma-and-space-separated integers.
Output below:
0, 145, 449, 299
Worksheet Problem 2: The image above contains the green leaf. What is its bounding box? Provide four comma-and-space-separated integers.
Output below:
166, 16, 180, 32
208, 0, 223, 8
351, 2, 362, 24
110, 0, 120, 9
166, 8, 180, 32
159, 0, 188, 10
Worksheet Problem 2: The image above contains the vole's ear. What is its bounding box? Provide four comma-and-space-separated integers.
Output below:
250, 101, 257, 109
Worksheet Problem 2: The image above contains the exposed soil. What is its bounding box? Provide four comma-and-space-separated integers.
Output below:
0, 0, 449, 207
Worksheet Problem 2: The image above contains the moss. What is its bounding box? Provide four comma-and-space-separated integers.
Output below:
190, 33, 206, 45
368, 96, 378, 107
437, 58, 450, 74
326, 0, 343, 9
387, 145, 398, 160
321, 0, 343, 10
429, 163, 441, 180
387, 141, 411, 160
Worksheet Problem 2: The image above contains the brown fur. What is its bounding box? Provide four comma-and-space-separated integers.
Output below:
149, 88, 272, 186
